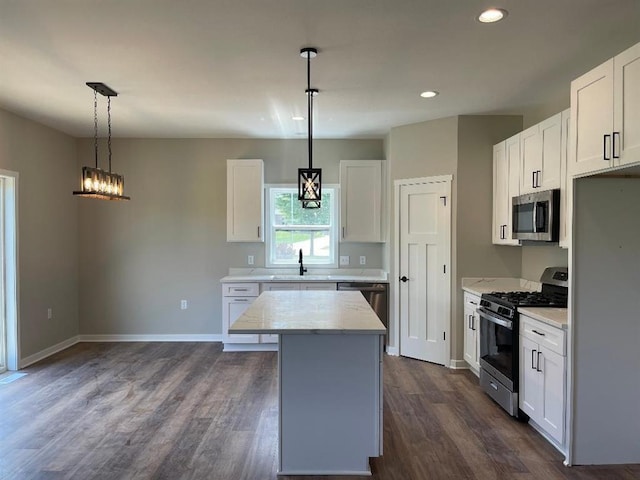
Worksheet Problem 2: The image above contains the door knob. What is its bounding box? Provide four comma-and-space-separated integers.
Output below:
399, 276, 409, 283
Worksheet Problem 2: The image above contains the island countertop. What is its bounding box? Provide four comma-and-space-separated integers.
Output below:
229, 290, 386, 335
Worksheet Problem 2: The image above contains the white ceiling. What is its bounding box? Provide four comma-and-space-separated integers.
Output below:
1, 0, 638, 139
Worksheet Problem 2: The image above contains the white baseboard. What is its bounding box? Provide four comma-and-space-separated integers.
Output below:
20, 335, 80, 368
79, 334, 223, 343
449, 359, 470, 370
385, 346, 399, 356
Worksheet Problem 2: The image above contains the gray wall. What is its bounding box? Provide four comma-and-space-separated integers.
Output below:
521, 245, 568, 282
0, 109, 79, 359
76, 138, 384, 336
386, 115, 525, 362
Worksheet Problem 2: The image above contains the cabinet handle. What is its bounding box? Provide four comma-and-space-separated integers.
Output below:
532, 329, 546, 336
613, 132, 620, 159
233, 298, 249, 302
234, 288, 248, 292
537, 351, 543, 372
470, 301, 478, 306
472, 315, 476, 331
257, 226, 260, 238
342, 226, 345, 238
536, 170, 541, 188
532, 170, 536, 189
603, 134, 611, 160
531, 349, 537, 370
489, 382, 499, 391
468, 315, 472, 330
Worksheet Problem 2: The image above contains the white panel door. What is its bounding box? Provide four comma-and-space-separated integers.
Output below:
614, 43, 640, 167
223, 297, 259, 344
520, 125, 541, 194
399, 179, 450, 365
539, 112, 562, 191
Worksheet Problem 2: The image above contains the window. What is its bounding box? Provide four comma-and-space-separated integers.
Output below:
266, 186, 338, 267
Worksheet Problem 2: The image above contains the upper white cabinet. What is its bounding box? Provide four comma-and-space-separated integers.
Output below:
559, 109, 571, 249
340, 160, 384, 243
227, 159, 264, 242
492, 135, 520, 245
570, 42, 640, 176
520, 113, 562, 195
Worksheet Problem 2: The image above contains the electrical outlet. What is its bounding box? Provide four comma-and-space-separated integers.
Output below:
180, 300, 188, 310
47, 308, 53, 320
359, 256, 366, 265
340, 255, 350, 266
248, 255, 254, 265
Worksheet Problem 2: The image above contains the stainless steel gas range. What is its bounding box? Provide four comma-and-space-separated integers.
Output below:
477, 267, 568, 417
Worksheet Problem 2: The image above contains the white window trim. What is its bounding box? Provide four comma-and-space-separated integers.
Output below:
265, 184, 339, 269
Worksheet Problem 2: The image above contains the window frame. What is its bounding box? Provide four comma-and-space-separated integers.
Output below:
265, 184, 339, 268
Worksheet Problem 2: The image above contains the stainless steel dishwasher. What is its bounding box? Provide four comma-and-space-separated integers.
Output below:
336, 282, 388, 329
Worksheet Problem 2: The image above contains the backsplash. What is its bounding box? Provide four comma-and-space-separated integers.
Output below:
521, 245, 568, 282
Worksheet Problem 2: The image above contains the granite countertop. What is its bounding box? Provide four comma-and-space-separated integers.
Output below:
229, 291, 386, 335
221, 268, 388, 283
518, 307, 568, 330
461, 277, 541, 297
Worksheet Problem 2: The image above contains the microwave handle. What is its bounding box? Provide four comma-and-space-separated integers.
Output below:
535, 202, 547, 231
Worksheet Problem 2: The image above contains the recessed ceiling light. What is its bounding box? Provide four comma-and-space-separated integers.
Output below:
420, 91, 439, 98
478, 8, 508, 23
292, 116, 305, 121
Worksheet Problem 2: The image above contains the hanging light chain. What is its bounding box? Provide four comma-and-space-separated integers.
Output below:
107, 95, 112, 173
93, 89, 99, 169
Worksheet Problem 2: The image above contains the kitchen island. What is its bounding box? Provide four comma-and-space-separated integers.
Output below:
229, 290, 386, 476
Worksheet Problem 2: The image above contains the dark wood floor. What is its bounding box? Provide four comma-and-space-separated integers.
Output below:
0, 343, 638, 480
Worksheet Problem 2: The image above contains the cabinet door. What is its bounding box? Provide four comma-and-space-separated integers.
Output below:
492, 142, 507, 244
520, 125, 541, 194
227, 159, 264, 242
570, 60, 614, 176
340, 160, 383, 242
519, 335, 542, 419
539, 112, 562, 191
463, 303, 477, 371
223, 297, 259, 344
539, 346, 565, 445
614, 43, 640, 167
505, 135, 521, 245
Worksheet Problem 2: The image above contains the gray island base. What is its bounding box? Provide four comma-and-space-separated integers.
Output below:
230, 290, 386, 476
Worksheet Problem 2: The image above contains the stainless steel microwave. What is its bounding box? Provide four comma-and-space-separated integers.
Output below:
512, 189, 560, 242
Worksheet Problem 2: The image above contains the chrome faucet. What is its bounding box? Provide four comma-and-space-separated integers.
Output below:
299, 249, 307, 276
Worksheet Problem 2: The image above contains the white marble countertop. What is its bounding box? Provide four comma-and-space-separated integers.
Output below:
461, 277, 541, 297
229, 291, 386, 334
519, 307, 568, 330
221, 268, 388, 283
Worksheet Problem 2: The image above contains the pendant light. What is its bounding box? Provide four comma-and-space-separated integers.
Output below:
298, 47, 321, 209
73, 82, 130, 201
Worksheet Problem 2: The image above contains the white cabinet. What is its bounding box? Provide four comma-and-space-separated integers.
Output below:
520, 113, 562, 194
519, 125, 542, 194
340, 160, 384, 242
559, 109, 571, 249
570, 42, 640, 177
462, 292, 480, 375
492, 136, 520, 245
226, 159, 264, 242
519, 315, 566, 446
222, 283, 259, 345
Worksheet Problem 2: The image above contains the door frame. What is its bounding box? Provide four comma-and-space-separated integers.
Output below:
393, 174, 452, 365
0, 170, 19, 372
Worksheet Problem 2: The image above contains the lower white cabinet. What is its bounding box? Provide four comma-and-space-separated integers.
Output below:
462, 292, 480, 374
222, 283, 259, 345
519, 315, 566, 446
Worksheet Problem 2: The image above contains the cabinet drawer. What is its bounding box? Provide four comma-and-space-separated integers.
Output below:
222, 283, 259, 297
521, 315, 566, 356
464, 292, 480, 309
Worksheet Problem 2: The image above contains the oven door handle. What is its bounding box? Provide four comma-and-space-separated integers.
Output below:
478, 307, 513, 330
